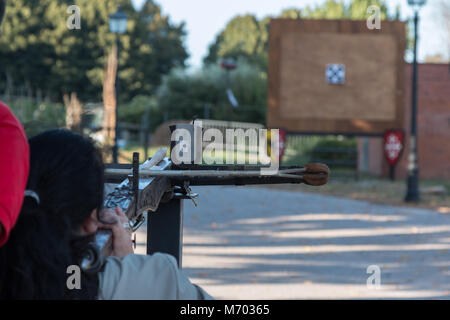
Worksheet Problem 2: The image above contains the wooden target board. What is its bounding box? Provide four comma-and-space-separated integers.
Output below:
267, 19, 406, 135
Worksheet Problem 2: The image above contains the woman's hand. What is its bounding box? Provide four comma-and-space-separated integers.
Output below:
98, 207, 134, 258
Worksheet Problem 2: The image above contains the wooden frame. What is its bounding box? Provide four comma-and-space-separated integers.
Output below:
267, 19, 406, 135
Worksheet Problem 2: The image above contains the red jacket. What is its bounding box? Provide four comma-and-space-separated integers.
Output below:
0, 101, 29, 246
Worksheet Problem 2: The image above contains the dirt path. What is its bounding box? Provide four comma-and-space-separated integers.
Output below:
135, 186, 450, 299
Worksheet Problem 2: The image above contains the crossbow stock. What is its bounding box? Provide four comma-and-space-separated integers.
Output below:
83, 129, 329, 269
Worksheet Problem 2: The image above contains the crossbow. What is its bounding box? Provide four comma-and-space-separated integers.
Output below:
83, 125, 329, 270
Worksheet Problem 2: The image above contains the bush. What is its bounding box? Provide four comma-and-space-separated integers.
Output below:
5, 98, 66, 137
310, 136, 357, 164
156, 58, 267, 124
282, 135, 357, 166
119, 95, 166, 133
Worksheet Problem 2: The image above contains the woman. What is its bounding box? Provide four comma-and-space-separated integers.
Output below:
0, 129, 211, 300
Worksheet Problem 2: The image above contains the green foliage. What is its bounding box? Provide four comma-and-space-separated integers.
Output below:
0, 0, 188, 103
303, 0, 391, 19
204, 0, 399, 69
313, 136, 357, 150
119, 95, 152, 123
121, 0, 188, 101
310, 137, 358, 165
204, 14, 268, 69
200, 0, 407, 134
156, 58, 267, 124
282, 136, 357, 167
5, 98, 66, 137
282, 135, 324, 166
280, 9, 302, 19
119, 94, 164, 131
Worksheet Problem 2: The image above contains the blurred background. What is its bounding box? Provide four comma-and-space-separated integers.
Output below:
1, 0, 448, 207
1, 0, 449, 299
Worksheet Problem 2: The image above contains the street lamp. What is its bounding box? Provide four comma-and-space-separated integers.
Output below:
109, 6, 128, 163
405, 0, 426, 202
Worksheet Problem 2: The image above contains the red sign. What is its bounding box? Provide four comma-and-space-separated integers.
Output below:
266, 129, 287, 162
220, 59, 237, 70
384, 130, 404, 166
279, 129, 287, 162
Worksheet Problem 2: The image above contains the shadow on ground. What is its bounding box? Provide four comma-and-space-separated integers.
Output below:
173, 186, 450, 299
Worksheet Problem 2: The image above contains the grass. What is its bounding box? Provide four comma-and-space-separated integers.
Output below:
116, 143, 449, 212
117, 144, 263, 165
257, 173, 450, 212
270, 136, 449, 211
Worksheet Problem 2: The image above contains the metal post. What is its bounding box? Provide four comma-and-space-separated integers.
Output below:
147, 199, 184, 268
405, 11, 420, 202
226, 70, 232, 121
112, 34, 120, 164
203, 103, 210, 119
143, 105, 151, 160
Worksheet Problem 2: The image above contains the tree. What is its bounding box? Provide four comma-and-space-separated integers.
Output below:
302, 0, 395, 20
204, 14, 267, 69
156, 59, 267, 124
0, 0, 188, 103
123, 0, 188, 101
54, 0, 131, 102
204, 0, 398, 69
280, 9, 302, 19
0, 0, 66, 99
198, 0, 402, 127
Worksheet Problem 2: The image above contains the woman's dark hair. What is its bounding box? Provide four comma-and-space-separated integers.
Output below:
0, 129, 105, 299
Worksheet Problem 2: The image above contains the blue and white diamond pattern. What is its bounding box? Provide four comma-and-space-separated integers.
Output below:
325, 64, 346, 85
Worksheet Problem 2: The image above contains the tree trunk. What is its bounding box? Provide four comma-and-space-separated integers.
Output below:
63, 92, 83, 133
102, 44, 118, 153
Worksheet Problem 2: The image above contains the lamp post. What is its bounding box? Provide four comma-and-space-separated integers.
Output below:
109, 6, 128, 164
404, 0, 426, 202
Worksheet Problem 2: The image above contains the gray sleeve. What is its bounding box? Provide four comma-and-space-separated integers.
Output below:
97, 253, 214, 300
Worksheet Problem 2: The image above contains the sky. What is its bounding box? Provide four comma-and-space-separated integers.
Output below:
132, 0, 448, 69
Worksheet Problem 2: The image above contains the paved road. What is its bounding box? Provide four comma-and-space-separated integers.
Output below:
136, 186, 450, 299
